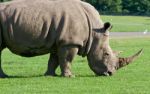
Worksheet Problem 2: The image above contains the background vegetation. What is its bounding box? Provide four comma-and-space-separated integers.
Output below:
101, 15, 150, 32
1, 0, 150, 15
83, 0, 150, 15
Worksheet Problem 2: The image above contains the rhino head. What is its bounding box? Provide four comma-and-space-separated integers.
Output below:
87, 22, 143, 76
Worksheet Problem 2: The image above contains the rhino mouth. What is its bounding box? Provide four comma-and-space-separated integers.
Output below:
104, 71, 112, 76
88, 63, 114, 76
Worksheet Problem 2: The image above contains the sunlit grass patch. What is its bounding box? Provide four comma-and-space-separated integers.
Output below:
0, 37, 149, 94
101, 15, 150, 32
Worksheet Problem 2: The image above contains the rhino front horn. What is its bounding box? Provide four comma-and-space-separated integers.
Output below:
117, 49, 143, 69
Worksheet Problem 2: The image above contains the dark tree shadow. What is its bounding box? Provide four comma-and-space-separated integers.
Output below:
1, 74, 109, 79
2, 74, 44, 79
75, 74, 108, 78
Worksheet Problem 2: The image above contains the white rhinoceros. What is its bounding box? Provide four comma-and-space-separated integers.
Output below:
0, 0, 142, 78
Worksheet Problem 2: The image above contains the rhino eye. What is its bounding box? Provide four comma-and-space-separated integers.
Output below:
104, 53, 109, 56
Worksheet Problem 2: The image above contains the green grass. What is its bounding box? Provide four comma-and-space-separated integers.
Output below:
101, 15, 150, 32
0, 37, 150, 94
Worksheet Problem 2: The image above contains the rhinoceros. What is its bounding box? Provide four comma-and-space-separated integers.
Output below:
0, 0, 142, 78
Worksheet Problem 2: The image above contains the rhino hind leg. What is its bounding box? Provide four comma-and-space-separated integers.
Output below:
44, 53, 59, 76
58, 46, 78, 77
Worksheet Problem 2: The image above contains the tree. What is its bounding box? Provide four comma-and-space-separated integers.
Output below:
0, 0, 4, 2
84, 0, 122, 14
122, 0, 150, 15
83, 0, 150, 15
0, 0, 11, 2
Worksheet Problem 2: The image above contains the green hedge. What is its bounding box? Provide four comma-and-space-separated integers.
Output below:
0, 0, 11, 2
83, 0, 150, 16
1, 0, 150, 16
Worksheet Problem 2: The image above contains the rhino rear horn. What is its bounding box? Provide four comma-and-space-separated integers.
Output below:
113, 50, 123, 56
117, 49, 143, 69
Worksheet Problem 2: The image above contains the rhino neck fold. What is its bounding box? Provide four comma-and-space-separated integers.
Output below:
86, 35, 102, 74
81, 10, 93, 57
87, 32, 111, 64
87, 35, 101, 62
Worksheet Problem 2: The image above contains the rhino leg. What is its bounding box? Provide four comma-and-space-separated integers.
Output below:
0, 26, 8, 78
0, 51, 8, 78
44, 53, 59, 76
58, 46, 78, 77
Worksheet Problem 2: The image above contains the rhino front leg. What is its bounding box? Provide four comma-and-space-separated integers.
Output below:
0, 51, 8, 78
44, 53, 59, 76
58, 46, 78, 77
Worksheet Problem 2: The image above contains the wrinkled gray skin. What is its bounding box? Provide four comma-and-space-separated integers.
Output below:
0, 0, 142, 78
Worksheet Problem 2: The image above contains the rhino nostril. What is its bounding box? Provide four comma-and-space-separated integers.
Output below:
108, 71, 112, 76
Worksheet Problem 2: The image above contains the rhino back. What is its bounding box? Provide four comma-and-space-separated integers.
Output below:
0, 0, 91, 56
81, 1, 104, 29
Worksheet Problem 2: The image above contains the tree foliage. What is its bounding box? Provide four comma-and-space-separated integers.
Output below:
0, 0, 10, 2
1, 0, 150, 15
122, 0, 150, 15
83, 0, 150, 15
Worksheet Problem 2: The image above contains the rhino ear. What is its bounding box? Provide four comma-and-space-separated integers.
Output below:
104, 22, 112, 31
92, 22, 112, 33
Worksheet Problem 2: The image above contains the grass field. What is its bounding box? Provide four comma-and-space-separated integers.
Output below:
0, 37, 149, 94
101, 15, 150, 32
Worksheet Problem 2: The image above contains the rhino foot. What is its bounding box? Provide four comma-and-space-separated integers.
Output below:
61, 74, 75, 78
44, 72, 58, 77
0, 73, 8, 78
61, 72, 75, 78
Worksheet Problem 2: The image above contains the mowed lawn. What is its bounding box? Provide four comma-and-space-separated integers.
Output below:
0, 37, 149, 94
101, 15, 150, 32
